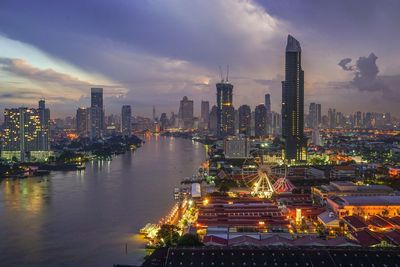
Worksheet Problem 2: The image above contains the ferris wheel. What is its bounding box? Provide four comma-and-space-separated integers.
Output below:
241, 149, 294, 198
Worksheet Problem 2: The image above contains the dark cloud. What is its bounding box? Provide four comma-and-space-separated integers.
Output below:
338, 53, 400, 102
338, 58, 353, 71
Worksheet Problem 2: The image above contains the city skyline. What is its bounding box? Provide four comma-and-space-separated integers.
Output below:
1, 1, 400, 117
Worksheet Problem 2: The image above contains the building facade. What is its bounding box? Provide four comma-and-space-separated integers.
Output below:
281, 35, 307, 162
238, 105, 251, 136
121, 105, 132, 136
255, 104, 267, 138
90, 88, 104, 139
179, 96, 194, 129
216, 81, 234, 137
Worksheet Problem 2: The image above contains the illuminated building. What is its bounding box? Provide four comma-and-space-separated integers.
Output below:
254, 104, 267, 137
178, 96, 194, 129
76, 107, 90, 137
281, 35, 307, 162
90, 87, 104, 139
389, 166, 400, 178
121, 105, 132, 136
327, 195, 400, 219
312, 182, 394, 204
2, 101, 52, 162
238, 105, 251, 136
216, 81, 234, 137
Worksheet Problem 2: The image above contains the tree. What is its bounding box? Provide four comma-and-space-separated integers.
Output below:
157, 224, 180, 247
177, 233, 203, 247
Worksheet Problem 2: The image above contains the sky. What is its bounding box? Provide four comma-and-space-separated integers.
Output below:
0, 0, 399, 118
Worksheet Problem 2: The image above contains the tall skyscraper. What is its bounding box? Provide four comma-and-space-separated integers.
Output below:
38, 99, 50, 151
255, 104, 267, 137
265, 94, 272, 135
178, 96, 194, 129
238, 105, 251, 136
76, 107, 90, 136
200, 100, 210, 129
90, 88, 104, 139
216, 80, 234, 137
328, 108, 336, 129
316, 103, 322, 126
121, 105, 132, 136
281, 35, 307, 162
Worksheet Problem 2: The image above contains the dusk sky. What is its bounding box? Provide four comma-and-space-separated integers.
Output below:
0, 0, 399, 118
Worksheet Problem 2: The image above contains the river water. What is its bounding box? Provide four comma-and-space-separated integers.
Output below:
0, 136, 206, 266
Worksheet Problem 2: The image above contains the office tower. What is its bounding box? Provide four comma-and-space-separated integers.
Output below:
281, 35, 307, 161
265, 93, 272, 134
121, 105, 132, 136
328, 108, 336, 129
152, 105, 156, 121
178, 96, 194, 129
309, 102, 321, 129
238, 105, 251, 136
209, 105, 218, 135
2, 107, 51, 162
255, 104, 267, 137
159, 113, 169, 130
201, 100, 210, 129
216, 80, 234, 136
90, 88, 104, 139
38, 99, 50, 151
271, 111, 282, 135
76, 107, 90, 136
316, 103, 322, 126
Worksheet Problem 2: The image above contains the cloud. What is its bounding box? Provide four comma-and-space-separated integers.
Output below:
338, 53, 400, 103
338, 58, 353, 71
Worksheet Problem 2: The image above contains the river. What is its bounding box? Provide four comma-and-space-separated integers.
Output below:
0, 136, 206, 266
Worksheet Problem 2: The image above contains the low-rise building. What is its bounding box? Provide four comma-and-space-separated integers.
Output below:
312, 181, 394, 204
327, 195, 400, 219
330, 165, 356, 180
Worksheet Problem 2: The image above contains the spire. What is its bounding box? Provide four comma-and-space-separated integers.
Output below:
286, 35, 301, 53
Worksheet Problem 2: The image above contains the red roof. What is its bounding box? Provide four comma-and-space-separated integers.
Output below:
343, 216, 368, 230
352, 230, 382, 247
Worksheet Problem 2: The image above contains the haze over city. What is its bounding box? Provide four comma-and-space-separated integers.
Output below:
1, 0, 400, 117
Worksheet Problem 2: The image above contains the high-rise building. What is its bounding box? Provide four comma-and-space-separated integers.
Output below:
309, 102, 321, 129
38, 99, 50, 151
178, 96, 194, 129
238, 105, 251, 136
121, 105, 132, 136
255, 104, 267, 137
271, 111, 282, 135
90, 88, 104, 139
265, 94, 272, 135
216, 81, 234, 136
159, 113, 169, 130
209, 105, 218, 135
328, 108, 336, 129
281, 35, 307, 162
200, 100, 210, 129
76, 107, 90, 136
2, 105, 51, 162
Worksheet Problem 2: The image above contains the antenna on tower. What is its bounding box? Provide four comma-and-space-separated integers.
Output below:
219, 65, 223, 82
226, 65, 229, 82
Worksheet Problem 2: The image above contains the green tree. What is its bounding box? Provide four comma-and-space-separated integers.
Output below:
157, 224, 180, 247
177, 233, 203, 247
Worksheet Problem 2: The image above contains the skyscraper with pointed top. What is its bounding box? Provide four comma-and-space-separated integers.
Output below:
281, 35, 307, 162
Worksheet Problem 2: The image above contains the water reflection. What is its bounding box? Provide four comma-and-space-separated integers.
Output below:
0, 137, 205, 266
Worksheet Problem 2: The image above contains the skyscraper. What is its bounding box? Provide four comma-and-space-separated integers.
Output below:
90, 88, 104, 139
255, 104, 267, 138
178, 96, 194, 129
201, 100, 210, 129
216, 81, 234, 137
281, 35, 307, 162
76, 107, 90, 137
265, 94, 272, 135
121, 105, 132, 136
38, 99, 50, 151
209, 105, 218, 135
238, 105, 251, 136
